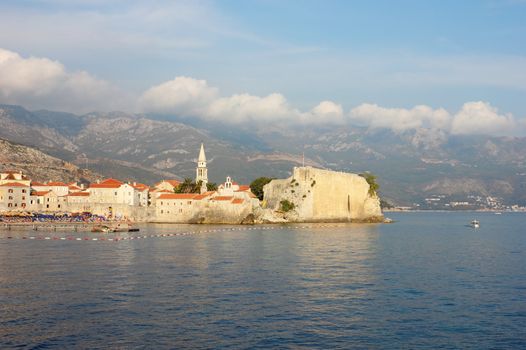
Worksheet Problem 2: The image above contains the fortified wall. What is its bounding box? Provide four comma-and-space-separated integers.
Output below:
263, 167, 383, 223
67, 203, 155, 222
153, 199, 255, 224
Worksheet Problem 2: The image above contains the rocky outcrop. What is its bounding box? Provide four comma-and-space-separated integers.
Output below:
0, 138, 100, 183
261, 167, 383, 223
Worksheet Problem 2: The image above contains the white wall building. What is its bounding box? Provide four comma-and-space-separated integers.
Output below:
0, 182, 30, 211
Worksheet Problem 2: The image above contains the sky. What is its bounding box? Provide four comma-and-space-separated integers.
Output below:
0, 0, 525, 135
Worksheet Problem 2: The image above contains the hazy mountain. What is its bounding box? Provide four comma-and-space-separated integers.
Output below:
0, 104, 298, 184
1, 104, 525, 207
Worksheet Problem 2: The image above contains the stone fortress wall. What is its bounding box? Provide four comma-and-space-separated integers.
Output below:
263, 167, 383, 223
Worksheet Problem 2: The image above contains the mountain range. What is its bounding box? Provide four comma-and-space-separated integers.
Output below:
1, 104, 525, 207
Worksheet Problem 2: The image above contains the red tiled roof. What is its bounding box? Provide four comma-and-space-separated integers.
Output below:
68, 192, 90, 197
46, 181, 68, 186
212, 196, 234, 201
69, 185, 82, 190
236, 185, 251, 192
33, 191, 51, 196
31, 181, 46, 186
89, 178, 123, 189
0, 182, 29, 187
158, 193, 198, 200
194, 191, 215, 200
132, 183, 150, 191
102, 178, 123, 185
232, 198, 244, 204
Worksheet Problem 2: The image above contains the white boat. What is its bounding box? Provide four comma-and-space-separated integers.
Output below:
470, 220, 480, 228
91, 222, 139, 233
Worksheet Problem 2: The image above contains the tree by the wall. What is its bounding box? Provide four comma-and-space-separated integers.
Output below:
360, 173, 380, 196
250, 177, 274, 200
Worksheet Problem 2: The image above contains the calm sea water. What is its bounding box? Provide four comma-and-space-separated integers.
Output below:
1, 212, 525, 349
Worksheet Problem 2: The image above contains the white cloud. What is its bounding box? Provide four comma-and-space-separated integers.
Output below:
139, 76, 345, 124
207, 93, 298, 123
348, 101, 525, 136
450, 101, 518, 136
1, 47, 524, 136
304, 101, 345, 124
349, 103, 451, 132
139, 77, 526, 134
0, 48, 125, 113
138, 76, 218, 116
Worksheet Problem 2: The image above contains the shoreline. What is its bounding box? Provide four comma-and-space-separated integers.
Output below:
383, 209, 526, 213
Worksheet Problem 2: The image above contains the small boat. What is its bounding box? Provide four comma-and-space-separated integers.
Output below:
92, 223, 139, 233
470, 220, 480, 228
91, 225, 112, 233
494, 212, 502, 215
111, 223, 139, 232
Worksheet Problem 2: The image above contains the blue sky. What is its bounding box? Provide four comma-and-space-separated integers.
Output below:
0, 0, 525, 135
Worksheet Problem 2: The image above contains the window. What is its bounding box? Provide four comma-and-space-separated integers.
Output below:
161, 210, 164, 214
30, 200, 33, 205
21, 203, 26, 208
8, 196, 13, 200
22, 189, 26, 193
8, 189, 13, 193
115, 192, 118, 196
58, 205, 61, 209
8, 203, 12, 207
22, 196, 25, 200
161, 201, 163, 205
179, 209, 182, 213
46, 204, 49, 208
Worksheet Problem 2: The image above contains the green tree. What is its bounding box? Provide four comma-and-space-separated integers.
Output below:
360, 173, 380, 196
280, 199, 295, 212
174, 178, 195, 193
174, 179, 218, 193
250, 177, 274, 200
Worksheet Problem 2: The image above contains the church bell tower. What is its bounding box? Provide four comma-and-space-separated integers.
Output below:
196, 143, 208, 194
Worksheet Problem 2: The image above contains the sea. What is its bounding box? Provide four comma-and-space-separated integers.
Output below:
1, 211, 525, 349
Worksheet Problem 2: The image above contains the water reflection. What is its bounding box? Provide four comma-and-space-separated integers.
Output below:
1, 216, 525, 349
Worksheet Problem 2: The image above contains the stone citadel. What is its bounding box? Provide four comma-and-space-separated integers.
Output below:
1, 144, 383, 224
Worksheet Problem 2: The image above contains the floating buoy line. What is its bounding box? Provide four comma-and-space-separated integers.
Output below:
0, 224, 348, 243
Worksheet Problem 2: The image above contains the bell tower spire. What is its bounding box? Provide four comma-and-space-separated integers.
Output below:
196, 143, 208, 193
